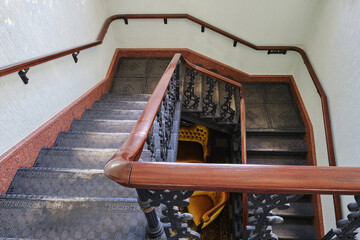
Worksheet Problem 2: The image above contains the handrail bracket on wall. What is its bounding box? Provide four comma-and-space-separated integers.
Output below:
268, 49, 287, 55
18, 68, 30, 84
72, 51, 80, 63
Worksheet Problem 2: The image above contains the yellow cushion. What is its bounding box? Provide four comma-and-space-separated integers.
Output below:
187, 191, 229, 228
187, 195, 214, 226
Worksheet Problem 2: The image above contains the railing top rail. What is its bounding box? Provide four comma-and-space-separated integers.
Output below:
107, 162, 360, 195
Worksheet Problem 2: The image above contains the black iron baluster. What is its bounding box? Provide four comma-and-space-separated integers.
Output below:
202, 76, 217, 115
220, 84, 236, 122
244, 193, 304, 240
322, 195, 360, 240
141, 189, 200, 240
146, 125, 156, 162
183, 68, 200, 109
137, 189, 164, 239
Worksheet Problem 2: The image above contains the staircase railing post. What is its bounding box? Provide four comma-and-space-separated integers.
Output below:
136, 189, 164, 239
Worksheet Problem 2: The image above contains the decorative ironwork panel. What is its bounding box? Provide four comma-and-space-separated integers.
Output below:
322, 195, 360, 240
202, 76, 217, 115
141, 189, 201, 240
243, 193, 303, 240
220, 84, 236, 122
183, 68, 200, 109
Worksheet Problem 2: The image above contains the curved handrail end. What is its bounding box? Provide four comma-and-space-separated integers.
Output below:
104, 156, 133, 186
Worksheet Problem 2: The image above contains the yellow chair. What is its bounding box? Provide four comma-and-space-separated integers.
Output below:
187, 191, 229, 229
176, 124, 210, 163
176, 123, 228, 228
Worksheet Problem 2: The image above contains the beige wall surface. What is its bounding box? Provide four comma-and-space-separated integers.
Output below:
0, 0, 117, 156
300, 0, 360, 224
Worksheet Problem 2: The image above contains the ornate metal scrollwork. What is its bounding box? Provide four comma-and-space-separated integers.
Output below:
146, 125, 156, 162
220, 84, 236, 122
183, 68, 200, 109
202, 76, 217, 116
243, 193, 304, 240
141, 189, 200, 240
322, 195, 360, 240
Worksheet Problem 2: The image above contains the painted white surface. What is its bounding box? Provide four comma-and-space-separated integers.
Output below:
299, 0, 360, 227
0, 0, 117, 156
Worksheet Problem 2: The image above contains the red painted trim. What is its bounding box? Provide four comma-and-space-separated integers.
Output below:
0, 49, 120, 193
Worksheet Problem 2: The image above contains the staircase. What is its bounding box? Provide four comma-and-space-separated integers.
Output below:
0, 57, 318, 239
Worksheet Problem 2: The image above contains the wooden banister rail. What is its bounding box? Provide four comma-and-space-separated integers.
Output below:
0, 13, 339, 218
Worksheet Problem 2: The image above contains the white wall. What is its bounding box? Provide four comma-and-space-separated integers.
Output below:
106, 0, 321, 75
0, 0, 116, 156
299, 0, 360, 226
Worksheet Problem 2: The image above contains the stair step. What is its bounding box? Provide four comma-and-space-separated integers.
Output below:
70, 119, 137, 133
247, 155, 308, 165
91, 101, 147, 110
247, 128, 306, 136
81, 109, 142, 121
7, 167, 136, 198
0, 195, 147, 240
54, 132, 130, 149
271, 202, 314, 218
273, 222, 317, 240
34, 147, 151, 169
246, 135, 307, 154
100, 93, 151, 101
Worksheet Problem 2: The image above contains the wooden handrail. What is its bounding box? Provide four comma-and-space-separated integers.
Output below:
0, 13, 339, 217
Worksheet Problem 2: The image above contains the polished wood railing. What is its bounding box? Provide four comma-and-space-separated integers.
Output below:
0, 13, 340, 219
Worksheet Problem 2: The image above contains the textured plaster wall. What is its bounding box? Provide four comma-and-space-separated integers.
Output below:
297, 0, 360, 227
0, 0, 116, 156
106, 0, 321, 75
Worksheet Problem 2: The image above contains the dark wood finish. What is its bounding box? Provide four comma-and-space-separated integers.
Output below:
0, 13, 338, 218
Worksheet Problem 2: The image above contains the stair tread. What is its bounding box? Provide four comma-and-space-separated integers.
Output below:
81, 109, 142, 120
0, 195, 147, 240
247, 155, 308, 165
35, 147, 151, 169
54, 131, 130, 149
246, 135, 307, 153
7, 167, 136, 198
271, 202, 314, 217
91, 101, 147, 110
100, 93, 151, 101
273, 223, 317, 240
70, 119, 137, 133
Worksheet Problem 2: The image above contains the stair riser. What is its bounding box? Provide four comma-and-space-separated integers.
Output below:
91, 101, 147, 110
81, 110, 142, 121
70, 120, 159, 133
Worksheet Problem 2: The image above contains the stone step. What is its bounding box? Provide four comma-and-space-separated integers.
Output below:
7, 167, 136, 198
54, 132, 130, 149
246, 135, 307, 154
0, 195, 148, 240
272, 201, 314, 218
91, 101, 147, 111
273, 221, 316, 240
246, 155, 308, 165
34, 147, 151, 169
100, 93, 151, 102
70, 119, 137, 133
247, 128, 306, 136
81, 109, 142, 121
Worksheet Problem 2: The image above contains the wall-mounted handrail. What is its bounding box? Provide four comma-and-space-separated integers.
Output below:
0, 13, 339, 218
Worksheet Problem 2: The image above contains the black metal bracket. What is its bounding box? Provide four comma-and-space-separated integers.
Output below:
233, 41, 237, 47
18, 68, 30, 84
201, 26, 205, 33
164, 18, 167, 24
124, 18, 128, 25
268, 49, 287, 55
72, 51, 80, 63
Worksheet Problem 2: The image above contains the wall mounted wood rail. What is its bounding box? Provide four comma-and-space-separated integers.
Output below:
0, 13, 339, 218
